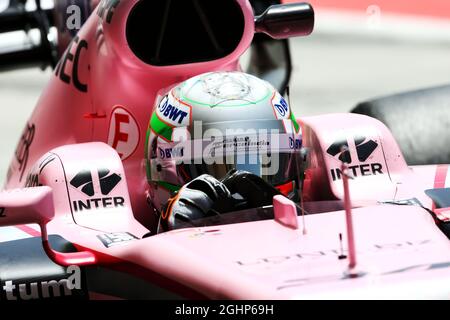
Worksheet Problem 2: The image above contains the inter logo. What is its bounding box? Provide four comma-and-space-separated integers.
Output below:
326, 134, 384, 181
326, 135, 378, 164
69, 168, 124, 212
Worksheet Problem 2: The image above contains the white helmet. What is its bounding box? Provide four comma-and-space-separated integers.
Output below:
145, 71, 302, 213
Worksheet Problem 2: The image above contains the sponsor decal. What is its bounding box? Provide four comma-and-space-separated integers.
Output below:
107, 107, 140, 160
236, 239, 433, 267
276, 261, 450, 291
25, 173, 40, 188
149, 92, 192, 141
289, 137, 302, 150
158, 146, 184, 159
39, 155, 56, 173
208, 136, 271, 157
327, 135, 378, 163
0, 266, 82, 300
97, 0, 120, 24
189, 229, 222, 238
0, 207, 5, 218
379, 198, 423, 206
97, 232, 137, 248
271, 93, 290, 119
54, 36, 88, 93
69, 168, 124, 212
14, 123, 35, 182
25, 155, 55, 188
157, 95, 190, 126
326, 133, 384, 181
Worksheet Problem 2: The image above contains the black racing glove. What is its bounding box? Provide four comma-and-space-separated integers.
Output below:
221, 169, 281, 208
159, 170, 281, 231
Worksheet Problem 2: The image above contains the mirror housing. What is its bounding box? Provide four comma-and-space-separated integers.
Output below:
254, 2, 314, 39
0, 186, 55, 226
273, 195, 299, 229
0, 187, 96, 266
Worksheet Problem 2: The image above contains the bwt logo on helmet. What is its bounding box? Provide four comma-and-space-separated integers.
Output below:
157, 95, 190, 126
326, 134, 384, 181
158, 147, 184, 159
271, 95, 290, 119
289, 137, 302, 149
69, 168, 125, 212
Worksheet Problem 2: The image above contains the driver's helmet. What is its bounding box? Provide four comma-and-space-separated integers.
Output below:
145, 71, 302, 213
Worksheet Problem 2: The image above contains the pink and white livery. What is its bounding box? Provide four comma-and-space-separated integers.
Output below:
0, 0, 449, 300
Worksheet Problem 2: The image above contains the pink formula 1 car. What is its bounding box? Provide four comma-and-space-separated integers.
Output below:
0, 0, 449, 300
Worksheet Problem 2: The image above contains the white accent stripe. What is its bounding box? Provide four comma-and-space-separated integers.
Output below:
445, 166, 450, 188
0, 226, 32, 243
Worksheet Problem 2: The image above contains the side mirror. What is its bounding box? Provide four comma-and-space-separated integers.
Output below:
254, 2, 314, 39
273, 195, 299, 230
0, 187, 96, 266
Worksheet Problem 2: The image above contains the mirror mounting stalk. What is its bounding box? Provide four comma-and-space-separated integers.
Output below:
0, 187, 96, 266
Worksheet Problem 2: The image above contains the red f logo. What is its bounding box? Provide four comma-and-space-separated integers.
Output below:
112, 113, 129, 157
107, 107, 140, 160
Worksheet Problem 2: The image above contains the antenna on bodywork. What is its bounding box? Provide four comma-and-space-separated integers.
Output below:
286, 86, 307, 235
338, 233, 346, 260
340, 146, 359, 276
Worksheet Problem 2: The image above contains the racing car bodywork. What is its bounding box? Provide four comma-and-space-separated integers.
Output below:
0, 0, 449, 300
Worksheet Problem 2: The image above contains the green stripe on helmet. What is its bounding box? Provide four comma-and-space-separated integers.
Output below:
290, 112, 300, 133
144, 128, 152, 181
156, 181, 181, 193
150, 113, 173, 141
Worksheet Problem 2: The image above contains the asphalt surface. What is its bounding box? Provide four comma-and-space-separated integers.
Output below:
1, 35, 450, 184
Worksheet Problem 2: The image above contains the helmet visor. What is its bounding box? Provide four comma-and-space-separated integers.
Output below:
175, 152, 301, 191
149, 119, 302, 197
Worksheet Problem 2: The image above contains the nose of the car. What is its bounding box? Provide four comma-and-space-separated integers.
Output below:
143, 204, 450, 299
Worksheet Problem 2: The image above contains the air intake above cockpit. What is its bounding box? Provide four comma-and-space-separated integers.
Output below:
126, 0, 245, 66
